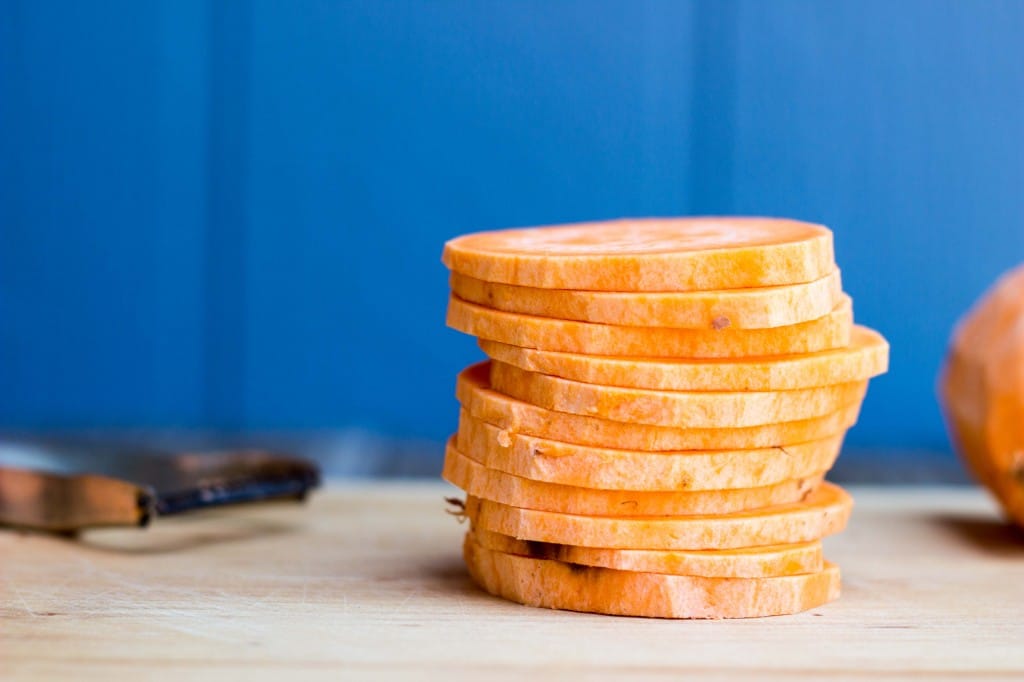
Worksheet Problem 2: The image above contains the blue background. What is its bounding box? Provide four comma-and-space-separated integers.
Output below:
2, 1, 1023, 458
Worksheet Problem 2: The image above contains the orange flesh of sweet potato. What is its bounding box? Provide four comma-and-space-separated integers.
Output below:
456, 363, 863, 451
463, 533, 840, 619
470, 527, 825, 578
443, 439, 824, 516
488, 360, 868, 428
457, 410, 844, 491
440, 218, 879, 618
942, 264, 1024, 527
447, 295, 853, 358
450, 269, 843, 329
479, 325, 888, 391
442, 217, 835, 292
465, 482, 852, 550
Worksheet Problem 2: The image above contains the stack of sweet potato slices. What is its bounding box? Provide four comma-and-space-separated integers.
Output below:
441, 218, 888, 619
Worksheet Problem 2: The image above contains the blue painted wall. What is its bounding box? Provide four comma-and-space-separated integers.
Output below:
2, 1, 1022, 453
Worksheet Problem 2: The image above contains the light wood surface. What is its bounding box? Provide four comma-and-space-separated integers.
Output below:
3, 482, 1024, 680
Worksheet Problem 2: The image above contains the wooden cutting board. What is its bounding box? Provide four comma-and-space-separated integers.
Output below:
3, 482, 1024, 680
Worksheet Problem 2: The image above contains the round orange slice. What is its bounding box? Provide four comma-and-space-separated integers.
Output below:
479, 325, 888, 391
489, 361, 868, 428
464, 534, 840, 618
470, 527, 824, 578
455, 363, 863, 451
447, 295, 853, 358
456, 410, 844, 491
442, 217, 835, 292
444, 439, 823, 516
465, 482, 853, 550
450, 268, 843, 329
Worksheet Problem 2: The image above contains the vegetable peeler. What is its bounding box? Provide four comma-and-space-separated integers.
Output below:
0, 439, 321, 533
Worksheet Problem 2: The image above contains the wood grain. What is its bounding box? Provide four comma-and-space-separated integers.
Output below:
3, 483, 1024, 680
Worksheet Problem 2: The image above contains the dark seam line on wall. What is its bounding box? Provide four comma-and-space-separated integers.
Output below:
204, 0, 251, 430
689, 0, 738, 214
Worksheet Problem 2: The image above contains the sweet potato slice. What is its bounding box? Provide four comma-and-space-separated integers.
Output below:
456, 411, 844, 491
489, 361, 868, 428
471, 527, 824, 578
464, 534, 840, 618
442, 217, 835, 292
444, 439, 824, 516
456, 363, 863, 451
450, 269, 843, 329
465, 482, 852, 550
447, 295, 853, 358
480, 325, 889, 391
